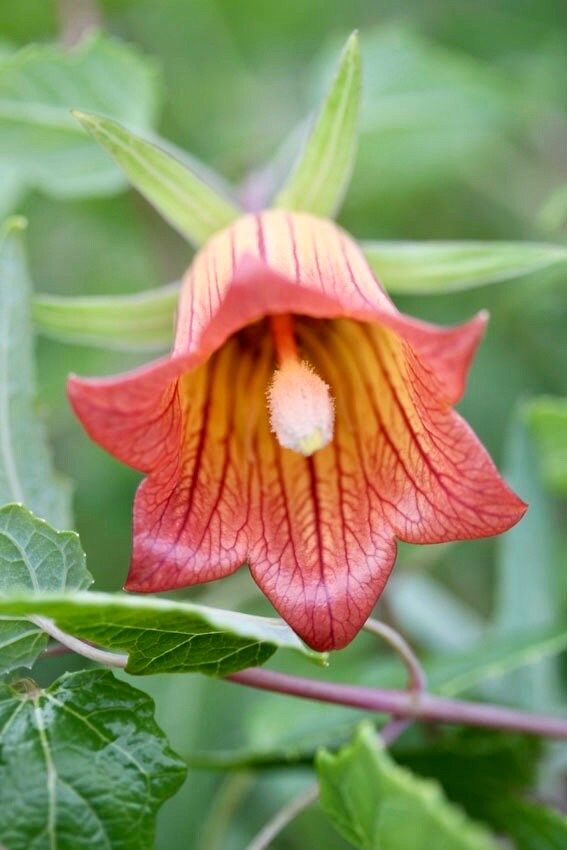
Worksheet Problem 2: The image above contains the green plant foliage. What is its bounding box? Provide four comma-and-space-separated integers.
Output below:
0, 219, 71, 526
0, 669, 187, 850
493, 415, 562, 711
399, 727, 567, 850
0, 590, 325, 675
492, 799, 567, 850
74, 110, 241, 247
1, 4, 566, 847
185, 621, 567, 770
0, 32, 161, 199
524, 397, 567, 496
0, 504, 92, 675
0, 163, 23, 219
398, 726, 539, 808
429, 624, 567, 698
538, 184, 567, 234
274, 31, 361, 217
33, 282, 180, 352
362, 240, 567, 294
317, 723, 499, 850
346, 26, 517, 210
32, 236, 567, 356
34, 237, 567, 354
386, 572, 484, 653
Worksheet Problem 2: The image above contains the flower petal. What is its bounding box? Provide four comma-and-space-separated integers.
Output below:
173, 209, 397, 354
248, 316, 525, 651
68, 209, 526, 652
176, 210, 487, 405
125, 330, 272, 591
298, 317, 527, 545
249, 409, 398, 651
116, 325, 400, 649
69, 209, 488, 465
68, 355, 187, 472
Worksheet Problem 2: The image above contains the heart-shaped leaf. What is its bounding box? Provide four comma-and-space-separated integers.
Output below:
0, 669, 187, 850
317, 722, 499, 850
0, 504, 92, 676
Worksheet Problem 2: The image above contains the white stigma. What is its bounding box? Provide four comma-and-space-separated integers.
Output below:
268, 360, 334, 456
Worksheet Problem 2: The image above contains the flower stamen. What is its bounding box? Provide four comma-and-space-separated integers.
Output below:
268, 315, 334, 456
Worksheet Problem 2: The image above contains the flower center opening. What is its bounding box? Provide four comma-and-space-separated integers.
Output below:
267, 314, 334, 456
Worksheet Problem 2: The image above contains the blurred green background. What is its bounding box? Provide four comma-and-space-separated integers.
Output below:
2, 1, 566, 847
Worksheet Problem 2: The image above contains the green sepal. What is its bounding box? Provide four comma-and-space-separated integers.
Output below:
274, 31, 361, 218
74, 110, 241, 247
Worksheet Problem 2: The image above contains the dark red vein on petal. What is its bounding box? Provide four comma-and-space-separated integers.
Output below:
306, 454, 335, 647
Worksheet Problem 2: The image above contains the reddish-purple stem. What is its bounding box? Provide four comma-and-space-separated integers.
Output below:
38, 627, 567, 739
227, 667, 567, 739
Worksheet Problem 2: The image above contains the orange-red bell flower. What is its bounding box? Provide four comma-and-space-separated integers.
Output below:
68, 211, 526, 651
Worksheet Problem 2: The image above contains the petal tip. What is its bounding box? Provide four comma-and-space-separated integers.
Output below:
461, 308, 490, 344
123, 563, 151, 592
511, 493, 529, 524
442, 310, 490, 402
66, 373, 87, 414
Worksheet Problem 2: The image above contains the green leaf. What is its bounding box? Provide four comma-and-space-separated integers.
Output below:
397, 728, 567, 849
33, 282, 179, 352
524, 397, 567, 496
317, 723, 498, 850
0, 504, 92, 676
492, 799, 567, 850
493, 415, 562, 711
388, 572, 484, 654
0, 218, 71, 527
74, 110, 241, 247
0, 505, 91, 594
0, 162, 23, 219
0, 590, 325, 675
399, 727, 540, 810
538, 183, 567, 234
0, 669, 187, 850
346, 27, 517, 205
274, 31, 361, 217
430, 624, 567, 697
0, 32, 161, 198
362, 240, 567, 294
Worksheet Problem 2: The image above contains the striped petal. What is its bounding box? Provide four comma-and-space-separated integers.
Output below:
128, 329, 271, 590
248, 316, 524, 650
68, 210, 526, 651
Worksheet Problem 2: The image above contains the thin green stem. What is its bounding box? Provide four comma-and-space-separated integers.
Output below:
363, 618, 427, 693
198, 772, 255, 850
32, 616, 127, 668
245, 783, 319, 850
363, 617, 427, 742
